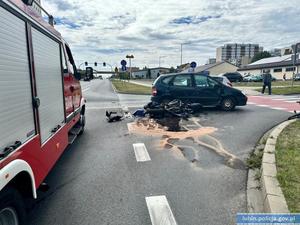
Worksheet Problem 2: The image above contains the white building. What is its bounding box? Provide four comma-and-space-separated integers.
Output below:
216, 43, 263, 66
132, 67, 170, 79
238, 54, 300, 79
182, 61, 238, 75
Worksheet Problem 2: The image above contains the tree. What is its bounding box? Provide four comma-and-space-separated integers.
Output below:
170, 66, 176, 73
251, 51, 272, 63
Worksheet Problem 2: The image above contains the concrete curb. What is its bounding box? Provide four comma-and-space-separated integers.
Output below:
110, 80, 118, 94
260, 119, 297, 213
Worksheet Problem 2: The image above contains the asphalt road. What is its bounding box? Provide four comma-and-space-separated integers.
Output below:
28, 79, 290, 225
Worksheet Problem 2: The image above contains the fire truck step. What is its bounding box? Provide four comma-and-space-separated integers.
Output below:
69, 126, 82, 135
68, 133, 77, 144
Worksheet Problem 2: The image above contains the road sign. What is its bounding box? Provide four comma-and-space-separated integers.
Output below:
190, 61, 197, 68
121, 60, 127, 66
122, 65, 127, 71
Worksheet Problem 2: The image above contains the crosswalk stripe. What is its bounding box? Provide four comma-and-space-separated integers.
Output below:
270, 107, 287, 110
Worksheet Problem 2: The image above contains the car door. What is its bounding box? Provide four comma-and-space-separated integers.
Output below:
169, 74, 196, 102
194, 74, 222, 106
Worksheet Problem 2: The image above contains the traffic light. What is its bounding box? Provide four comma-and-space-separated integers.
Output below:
103, 62, 106, 67
94, 62, 97, 67
85, 62, 88, 66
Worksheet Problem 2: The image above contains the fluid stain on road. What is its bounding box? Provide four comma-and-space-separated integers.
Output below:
127, 117, 246, 170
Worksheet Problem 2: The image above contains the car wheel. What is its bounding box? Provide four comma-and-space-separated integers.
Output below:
221, 97, 236, 111
0, 187, 27, 225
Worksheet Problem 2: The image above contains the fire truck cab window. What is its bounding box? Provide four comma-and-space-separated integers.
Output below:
65, 44, 75, 74
61, 47, 68, 74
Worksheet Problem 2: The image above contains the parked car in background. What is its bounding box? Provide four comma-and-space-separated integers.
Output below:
211, 75, 232, 87
244, 74, 276, 82
294, 73, 300, 81
221, 72, 243, 82
151, 72, 247, 111
243, 74, 262, 82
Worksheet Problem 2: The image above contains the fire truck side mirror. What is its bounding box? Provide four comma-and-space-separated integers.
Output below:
75, 72, 82, 80
32, 97, 40, 108
22, 0, 34, 6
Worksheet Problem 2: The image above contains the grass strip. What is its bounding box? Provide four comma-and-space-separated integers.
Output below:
276, 120, 300, 212
111, 79, 151, 95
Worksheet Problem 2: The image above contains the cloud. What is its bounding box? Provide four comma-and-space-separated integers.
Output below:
55, 17, 81, 29
46, 0, 78, 11
171, 15, 221, 25
42, 0, 300, 68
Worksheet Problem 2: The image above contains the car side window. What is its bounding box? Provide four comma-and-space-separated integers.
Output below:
162, 76, 173, 85
172, 75, 192, 87
194, 75, 209, 87
207, 77, 219, 87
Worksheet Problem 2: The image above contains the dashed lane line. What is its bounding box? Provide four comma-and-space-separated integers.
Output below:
145, 195, 178, 225
133, 143, 151, 162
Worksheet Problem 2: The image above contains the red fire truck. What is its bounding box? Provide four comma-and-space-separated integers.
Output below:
0, 0, 86, 224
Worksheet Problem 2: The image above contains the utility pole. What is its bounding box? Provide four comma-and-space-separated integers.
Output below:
159, 56, 166, 67
292, 43, 300, 87
126, 55, 134, 79
180, 44, 183, 66
180, 42, 191, 67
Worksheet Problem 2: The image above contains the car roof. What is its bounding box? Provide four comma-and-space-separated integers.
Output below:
159, 72, 209, 78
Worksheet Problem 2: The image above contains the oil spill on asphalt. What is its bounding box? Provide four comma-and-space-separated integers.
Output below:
127, 117, 246, 170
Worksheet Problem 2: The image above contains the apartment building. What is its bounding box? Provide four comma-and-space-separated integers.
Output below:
216, 43, 263, 66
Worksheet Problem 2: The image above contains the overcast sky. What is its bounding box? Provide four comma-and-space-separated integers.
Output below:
43, 0, 300, 69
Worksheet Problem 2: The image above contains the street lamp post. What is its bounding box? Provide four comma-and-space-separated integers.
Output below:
126, 55, 134, 79
159, 56, 166, 67
180, 42, 191, 66
180, 44, 183, 66
292, 43, 300, 87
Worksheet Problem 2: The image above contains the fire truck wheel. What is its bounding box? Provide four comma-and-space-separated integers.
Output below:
0, 187, 27, 225
78, 114, 85, 135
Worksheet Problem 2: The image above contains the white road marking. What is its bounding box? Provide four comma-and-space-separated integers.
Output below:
133, 143, 151, 162
286, 100, 299, 103
272, 98, 299, 101
270, 107, 287, 110
145, 195, 177, 225
82, 87, 90, 92
257, 104, 269, 107
247, 102, 256, 105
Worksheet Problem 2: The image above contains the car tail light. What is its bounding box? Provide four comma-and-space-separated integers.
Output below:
152, 87, 157, 96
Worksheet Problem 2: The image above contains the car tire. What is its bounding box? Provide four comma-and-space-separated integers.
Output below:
221, 97, 236, 111
0, 187, 27, 225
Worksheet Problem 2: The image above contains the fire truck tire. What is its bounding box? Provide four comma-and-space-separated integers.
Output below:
0, 187, 27, 225
78, 114, 85, 135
